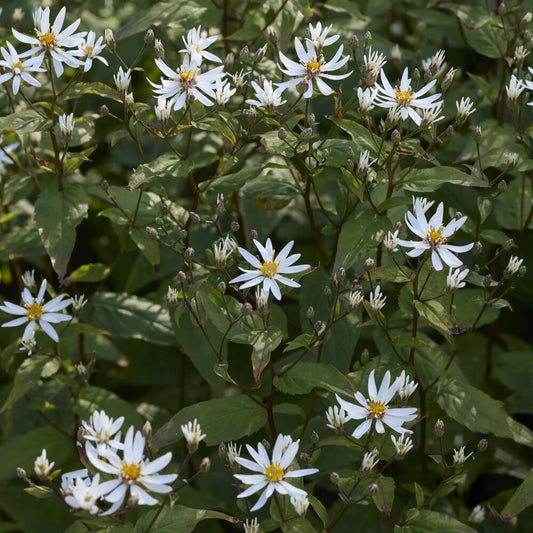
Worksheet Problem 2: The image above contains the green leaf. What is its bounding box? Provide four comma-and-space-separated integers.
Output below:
437, 374, 533, 447
70, 263, 110, 282
362, 265, 414, 283
308, 493, 329, 525
153, 395, 267, 448
372, 475, 395, 513
208, 166, 259, 194
34, 182, 88, 276
250, 328, 282, 387
330, 118, 378, 156
129, 226, 160, 265
501, 470, 533, 518
274, 362, 351, 395
135, 505, 238, 533
80, 292, 174, 345
23, 487, 53, 499
0, 110, 51, 135
402, 167, 487, 192
241, 173, 299, 202
63, 82, 123, 103
467, 73, 495, 101
0, 224, 45, 262
127, 154, 194, 191
281, 517, 318, 533
414, 300, 457, 335
414, 482, 425, 509
395, 509, 477, 532
464, 25, 502, 59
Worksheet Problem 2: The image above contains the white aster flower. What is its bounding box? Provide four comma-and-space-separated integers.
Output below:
421, 49, 446, 79
413, 196, 434, 214
335, 369, 418, 439
1, 279, 72, 342
20, 329, 37, 356
63, 473, 118, 514
230, 238, 309, 301
243, 517, 260, 533
452, 445, 473, 467
59, 112, 74, 138
398, 200, 474, 271
0, 41, 45, 95
255, 287, 269, 311
395, 370, 418, 402
181, 418, 206, 452
368, 285, 386, 312
506, 74, 525, 106
114, 66, 131, 92
384, 229, 400, 253
391, 432, 413, 456
13, 6, 85, 77
362, 47, 387, 85
514, 45, 529, 64
455, 96, 475, 124
72, 294, 87, 311
21, 269, 36, 291
166, 286, 179, 305
233, 433, 318, 512
374, 67, 443, 126
77, 31, 108, 72
446, 267, 469, 291
290, 493, 310, 516
505, 255, 524, 277
61, 468, 89, 495
85, 426, 177, 515
231, 68, 248, 90
360, 449, 379, 473
356, 149, 376, 176
418, 103, 444, 128
347, 289, 364, 310
227, 442, 242, 468
357, 86, 377, 113
214, 235, 235, 266
179, 26, 221, 66
155, 97, 172, 124
305, 22, 339, 52
81, 410, 124, 452
34, 449, 54, 478
246, 79, 285, 108
468, 505, 486, 525
326, 405, 348, 432
277, 38, 351, 99
214, 78, 236, 105
150, 56, 224, 111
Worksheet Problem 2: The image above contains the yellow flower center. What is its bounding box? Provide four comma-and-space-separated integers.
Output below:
195, 44, 201, 52
121, 463, 141, 482
12, 61, 24, 73
305, 57, 323, 76
26, 302, 43, 321
84, 45, 94, 56
395, 88, 414, 106
367, 401, 386, 419
261, 261, 279, 277
426, 226, 444, 245
84, 495, 93, 502
179, 69, 197, 87
265, 464, 284, 481
40, 31, 57, 48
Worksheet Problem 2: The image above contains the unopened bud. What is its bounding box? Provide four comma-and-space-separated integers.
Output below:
144, 29, 154, 44
125, 92, 135, 107
478, 439, 488, 452
324, 285, 332, 297
346, 158, 354, 169
76, 363, 88, 378
105, 29, 116, 51
454, 211, 462, 220
391, 129, 401, 143
177, 271, 186, 282
446, 125, 454, 136
187, 92, 196, 103
240, 45, 249, 62
184, 247, 195, 259
301, 128, 313, 141
101, 180, 109, 192
17, 467, 27, 479
189, 211, 200, 222
394, 220, 402, 232
368, 483, 379, 494
412, 68, 420, 82
330, 472, 340, 485
314, 320, 323, 332
363, 31, 372, 44
520, 12, 532, 29
216, 194, 225, 215
441, 68, 456, 91
350, 35, 359, 48
474, 126, 482, 142
268, 27, 278, 44
77, 426, 86, 443
261, 439, 271, 451
230, 221, 240, 232
145, 226, 157, 238
224, 52, 234, 70
250, 229, 258, 241
278, 127, 287, 140
435, 419, 445, 437
142, 421, 152, 442
483, 274, 492, 288
473, 241, 483, 256
247, 107, 257, 119
297, 78, 310, 95
306, 306, 315, 319
178, 229, 188, 240
100, 104, 109, 115
155, 217, 163, 226
254, 45, 267, 63
364, 257, 375, 270
217, 281, 226, 293
518, 265, 527, 278
311, 431, 319, 444
218, 442, 228, 459
334, 268, 346, 285
242, 302, 253, 314
503, 238, 514, 250
154, 38, 165, 58
497, 3, 506, 16
200, 457, 211, 473
299, 452, 310, 464
361, 348, 370, 365
506, 152, 518, 168
497, 180, 507, 194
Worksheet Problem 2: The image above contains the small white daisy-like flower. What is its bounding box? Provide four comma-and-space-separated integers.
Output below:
12, 6, 85, 78
398, 199, 474, 271
227, 442, 242, 468
455, 96, 475, 124
63, 473, 118, 514
166, 286, 179, 305
59, 112, 74, 138
290, 493, 310, 516
357, 86, 378, 113
347, 289, 364, 310
362, 47, 387, 86
391, 432, 414, 456
81, 410, 124, 452
255, 287, 269, 311
506, 74, 525, 106
1, 279, 72, 342
234, 433, 318, 512
181, 418, 206, 452
452, 445, 473, 467
384, 229, 400, 253
395, 370, 418, 402
418, 103, 445, 128
230, 238, 309, 301
413, 196, 434, 214
0, 41, 45, 95
360, 449, 380, 473
231, 69, 248, 90
61, 468, 89, 496
72, 294, 87, 311
468, 505, 486, 525
34, 449, 54, 478
155, 97, 172, 124
305, 22, 340, 52
514, 45, 529, 64
243, 517, 260, 533
504, 255, 524, 277
246, 79, 286, 109
179, 26, 221, 66
421, 49, 446, 79
21, 269, 36, 291
85, 426, 177, 515
20, 329, 37, 356
374, 67, 443, 126
213, 235, 235, 267
336, 369, 417, 439
368, 285, 386, 312
325, 405, 348, 432
150, 56, 225, 111
356, 149, 376, 176
277, 38, 351, 99
214, 78, 236, 105
114, 66, 131, 92
77, 31, 108, 72
446, 267, 469, 291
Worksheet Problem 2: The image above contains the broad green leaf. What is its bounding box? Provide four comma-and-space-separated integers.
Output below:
127, 154, 194, 190
493, 351, 533, 413
0, 224, 45, 262
414, 482, 425, 509
437, 374, 533, 447
372, 475, 395, 513
330, 117, 378, 155
0, 109, 51, 135
129, 226, 160, 265
464, 25, 502, 59
494, 176, 533, 230
208, 165, 259, 194
193, 116, 236, 144
250, 327, 283, 386
467, 73, 495, 101
395, 509, 477, 532
24, 486, 53, 499
308, 493, 329, 525
80, 292, 174, 345
402, 166, 487, 192
281, 517, 318, 533
34, 182, 89, 276
501, 470, 533, 518
414, 300, 457, 335
70, 263, 110, 282
135, 506, 238, 533
241, 173, 299, 202
362, 265, 414, 283
274, 362, 351, 395
153, 395, 267, 448
63, 82, 123, 103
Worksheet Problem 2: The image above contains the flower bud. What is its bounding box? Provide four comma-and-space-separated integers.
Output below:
250, 229, 258, 241
17, 467, 27, 479
142, 421, 152, 442
324, 285, 332, 297
434, 419, 445, 437
240, 45, 249, 62
105, 29, 116, 50
144, 29, 154, 44
314, 320, 323, 331
76, 363, 88, 378
217, 281, 226, 293
311, 431, 319, 444
497, 3, 506, 16
77, 426, 86, 443
441, 68, 456, 91
218, 442, 228, 459
498, 180, 507, 194
200, 457, 211, 473
483, 274, 492, 288
184, 247, 195, 260
254, 45, 267, 63
361, 348, 370, 365
412, 68, 420, 82
300, 127, 313, 141
268, 27, 278, 44
474, 126, 482, 142
521, 12, 532, 29
473, 241, 483, 256
364, 257, 375, 270
224, 52, 234, 70
394, 220, 402, 232
189, 211, 200, 222
177, 271, 187, 282
363, 31, 372, 44
330, 472, 340, 485
368, 483, 379, 494
278, 127, 287, 140
297, 79, 310, 95
391, 129, 401, 144
242, 302, 253, 314
299, 452, 310, 464
100, 104, 109, 115
154, 38, 165, 58
261, 439, 271, 451
178, 229, 188, 240
306, 306, 315, 319
247, 106, 257, 119
506, 152, 518, 168
350, 35, 359, 48
230, 221, 240, 232
478, 438, 488, 452
145, 226, 157, 238
127, 495, 140, 508
502, 238, 514, 251
125, 92, 135, 107
446, 125, 454, 136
